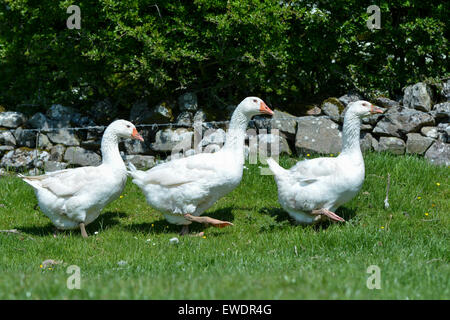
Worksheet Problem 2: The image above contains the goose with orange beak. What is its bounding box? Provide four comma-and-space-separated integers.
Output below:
20, 120, 144, 238
267, 100, 384, 225
129, 97, 273, 235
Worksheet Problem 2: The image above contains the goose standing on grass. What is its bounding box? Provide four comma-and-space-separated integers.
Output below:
266, 100, 383, 224
20, 120, 144, 238
129, 97, 274, 235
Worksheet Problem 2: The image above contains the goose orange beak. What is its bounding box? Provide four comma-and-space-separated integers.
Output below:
131, 128, 144, 141
370, 105, 384, 114
260, 101, 274, 116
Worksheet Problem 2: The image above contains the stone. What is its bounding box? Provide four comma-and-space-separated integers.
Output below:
151, 128, 193, 153
203, 144, 222, 153
437, 123, 449, 143
373, 107, 434, 138
374, 97, 400, 109
371, 137, 379, 151
361, 112, 384, 125
441, 79, 449, 101
176, 111, 193, 127
295, 116, 342, 154
184, 149, 196, 157
0, 148, 49, 170
14, 127, 37, 148
201, 128, 226, 147
403, 82, 433, 112
130, 100, 173, 124
37, 133, 53, 150
89, 99, 117, 125
27, 113, 53, 132
193, 110, 207, 124
377, 137, 405, 155
321, 102, 340, 122
80, 139, 101, 151
49, 145, 66, 162
71, 113, 96, 127
0, 145, 14, 157
249, 116, 271, 132
0, 111, 27, 128
0, 130, 16, 146
406, 133, 434, 155
64, 147, 101, 167
46, 104, 75, 121
360, 123, 373, 131
431, 102, 450, 121
306, 106, 322, 116
421, 126, 438, 139
44, 161, 68, 172
425, 141, 450, 166
257, 133, 291, 156
178, 92, 198, 111
270, 110, 297, 136
123, 138, 151, 155
47, 129, 80, 146
124, 155, 156, 169
360, 132, 374, 152
338, 93, 363, 106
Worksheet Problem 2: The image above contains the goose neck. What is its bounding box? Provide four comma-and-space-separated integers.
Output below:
223, 109, 248, 151
101, 128, 125, 170
340, 112, 362, 155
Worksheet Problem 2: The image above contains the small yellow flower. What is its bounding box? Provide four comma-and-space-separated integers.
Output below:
380, 226, 384, 229
330, 153, 334, 157
417, 196, 421, 200
120, 195, 124, 199
151, 224, 154, 227
39, 265, 43, 268
202, 236, 206, 239
436, 183, 440, 186
425, 212, 429, 216
306, 154, 310, 157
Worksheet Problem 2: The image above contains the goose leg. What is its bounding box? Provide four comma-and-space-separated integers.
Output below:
180, 225, 189, 236
311, 209, 345, 222
79, 223, 88, 238
184, 214, 233, 228
53, 227, 60, 238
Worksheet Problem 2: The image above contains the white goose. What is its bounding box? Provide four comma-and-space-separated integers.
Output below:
266, 100, 383, 224
20, 120, 144, 237
129, 97, 274, 235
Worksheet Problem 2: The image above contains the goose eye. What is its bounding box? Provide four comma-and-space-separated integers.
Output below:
126, 125, 131, 128
253, 99, 257, 103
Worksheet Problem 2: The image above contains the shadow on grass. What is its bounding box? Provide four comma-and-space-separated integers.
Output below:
259, 206, 356, 232
122, 207, 235, 235
259, 207, 292, 223
15, 211, 127, 237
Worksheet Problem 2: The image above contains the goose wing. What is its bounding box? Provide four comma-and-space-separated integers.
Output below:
136, 152, 220, 187
21, 167, 101, 197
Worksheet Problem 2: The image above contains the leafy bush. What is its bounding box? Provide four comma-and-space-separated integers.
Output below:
0, 0, 448, 111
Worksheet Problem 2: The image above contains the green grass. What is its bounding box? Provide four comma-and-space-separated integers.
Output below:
0, 152, 449, 299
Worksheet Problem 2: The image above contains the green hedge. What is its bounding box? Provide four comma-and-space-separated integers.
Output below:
0, 0, 448, 111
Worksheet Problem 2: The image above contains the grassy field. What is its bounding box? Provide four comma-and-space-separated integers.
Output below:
0, 152, 448, 299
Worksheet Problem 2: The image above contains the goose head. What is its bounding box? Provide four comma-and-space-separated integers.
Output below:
347, 100, 384, 118
108, 120, 144, 141
237, 97, 274, 118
